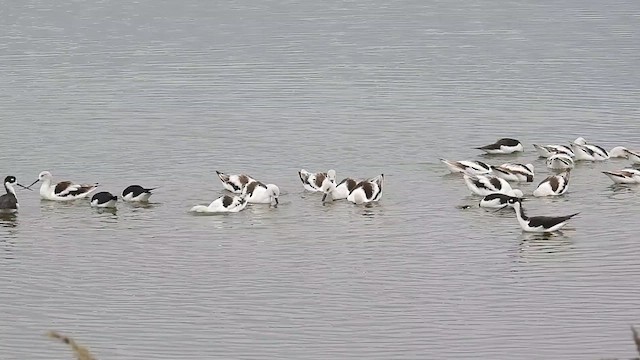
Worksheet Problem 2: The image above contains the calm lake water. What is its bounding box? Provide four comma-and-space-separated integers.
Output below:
1, 0, 639, 359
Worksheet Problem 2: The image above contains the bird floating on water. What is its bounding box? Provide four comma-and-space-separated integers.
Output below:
505, 196, 579, 233
90, 192, 118, 208
441, 159, 492, 175
533, 171, 570, 197
491, 163, 534, 182
216, 171, 256, 194
190, 194, 248, 213
28, 171, 98, 201
347, 174, 384, 204
463, 173, 523, 197
0, 176, 30, 214
602, 169, 640, 184
476, 138, 523, 154
122, 185, 155, 202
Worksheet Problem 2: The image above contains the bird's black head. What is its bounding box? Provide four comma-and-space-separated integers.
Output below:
4, 176, 16, 184
507, 196, 522, 205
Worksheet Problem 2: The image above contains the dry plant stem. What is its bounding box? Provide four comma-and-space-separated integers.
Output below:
47, 331, 96, 360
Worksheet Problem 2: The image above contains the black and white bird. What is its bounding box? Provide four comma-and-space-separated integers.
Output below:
570, 137, 609, 161
122, 185, 155, 202
29, 171, 98, 201
479, 193, 520, 209
505, 196, 579, 233
242, 180, 280, 206
476, 138, 523, 154
623, 148, 640, 164
602, 169, 640, 184
441, 159, 493, 175
491, 163, 534, 182
532, 144, 574, 158
190, 194, 248, 213
90, 191, 118, 208
463, 173, 524, 197
321, 175, 359, 202
533, 171, 570, 197
346, 174, 384, 204
0, 176, 29, 214
546, 153, 575, 170
298, 169, 333, 192
216, 171, 256, 194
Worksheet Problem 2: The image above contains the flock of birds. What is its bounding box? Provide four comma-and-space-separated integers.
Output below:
0, 169, 385, 215
442, 137, 640, 233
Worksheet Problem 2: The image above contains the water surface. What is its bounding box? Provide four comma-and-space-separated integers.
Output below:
1, 0, 639, 359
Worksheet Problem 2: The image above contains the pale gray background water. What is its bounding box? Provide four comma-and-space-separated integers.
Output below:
1, 0, 639, 359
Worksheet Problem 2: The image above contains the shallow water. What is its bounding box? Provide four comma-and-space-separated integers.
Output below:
1, 0, 639, 359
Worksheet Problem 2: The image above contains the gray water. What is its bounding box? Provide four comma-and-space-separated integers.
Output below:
1, 0, 639, 359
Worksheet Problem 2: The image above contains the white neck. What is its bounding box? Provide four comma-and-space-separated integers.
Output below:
5, 182, 16, 196
512, 202, 529, 228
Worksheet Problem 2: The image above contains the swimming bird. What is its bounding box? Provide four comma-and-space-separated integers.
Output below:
28, 171, 98, 201
90, 192, 118, 208
441, 159, 492, 175
546, 153, 575, 170
532, 144, 575, 158
479, 193, 521, 209
0, 176, 30, 214
609, 146, 631, 158
491, 163, 534, 182
347, 174, 384, 204
463, 173, 523, 197
505, 196, 579, 233
623, 148, 640, 164
242, 180, 280, 205
476, 138, 523, 154
533, 171, 570, 197
122, 185, 155, 202
216, 171, 256, 194
298, 169, 332, 192
602, 169, 640, 184
570, 139, 609, 161
320, 172, 360, 202
189, 195, 248, 213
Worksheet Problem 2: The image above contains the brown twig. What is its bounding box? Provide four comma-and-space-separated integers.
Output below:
47, 331, 96, 360
632, 326, 640, 357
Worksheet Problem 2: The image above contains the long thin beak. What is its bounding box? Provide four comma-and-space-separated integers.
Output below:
26, 179, 40, 188
16, 183, 33, 191
321, 192, 328, 202
274, 198, 279, 206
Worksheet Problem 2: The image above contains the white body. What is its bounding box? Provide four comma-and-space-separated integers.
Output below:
480, 143, 523, 154
441, 159, 492, 175
624, 149, 640, 164
533, 172, 570, 197
602, 169, 640, 184
91, 198, 117, 208
322, 177, 359, 201
298, 169, 334, 192
463, 174, 523, 197
546, 153, 575, 170
122, 192, 152, 202
346, 174, 384, 204
190, 195, 248, 213
216, 171, 256, 194
243, 181, 280, 205
570, 142, 609, 161
492, 163, 534, 182
532, 144, 574, 158
510, 200, 574, 233
36, 171, 98, 201
479, 193, 513, 209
